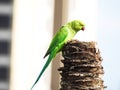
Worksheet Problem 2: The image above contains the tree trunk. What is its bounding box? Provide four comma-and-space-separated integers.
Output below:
58, 40, 106, 90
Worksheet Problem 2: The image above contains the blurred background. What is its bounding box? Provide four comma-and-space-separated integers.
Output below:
0, 0, 120, 90
0, 0, 12, 90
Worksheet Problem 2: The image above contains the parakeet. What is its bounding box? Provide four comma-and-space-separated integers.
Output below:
31, 20, 85, 90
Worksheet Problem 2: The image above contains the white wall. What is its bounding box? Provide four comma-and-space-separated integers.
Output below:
10, 0, 54, 90
67, 0, 98, 41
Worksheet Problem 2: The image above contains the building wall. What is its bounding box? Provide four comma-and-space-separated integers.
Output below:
0, 0, 12, 90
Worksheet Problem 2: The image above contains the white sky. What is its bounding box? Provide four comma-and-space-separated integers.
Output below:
98, 0, 120, 90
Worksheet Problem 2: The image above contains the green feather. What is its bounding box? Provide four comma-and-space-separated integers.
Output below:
44, 26, 69, 58
31, 26, 69, 90
31, 50, 56, 90
31, 20, 85, 90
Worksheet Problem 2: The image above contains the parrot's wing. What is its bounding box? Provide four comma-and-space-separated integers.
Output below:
31, 26, 69, 90
44, 26, 68, 58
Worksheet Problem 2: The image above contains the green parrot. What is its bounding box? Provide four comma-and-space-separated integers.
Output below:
31, 20, 85, 90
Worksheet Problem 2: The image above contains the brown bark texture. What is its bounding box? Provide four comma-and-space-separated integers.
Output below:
58, 40, 106, 90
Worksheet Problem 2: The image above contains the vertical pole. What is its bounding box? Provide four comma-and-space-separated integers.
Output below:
52, 0, 62, 90
52, 0, 69, 90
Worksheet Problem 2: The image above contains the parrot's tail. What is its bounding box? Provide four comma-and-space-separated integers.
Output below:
31, 53, 54, 90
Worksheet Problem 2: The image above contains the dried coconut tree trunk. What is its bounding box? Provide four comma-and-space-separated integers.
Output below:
58, 40, 106, 90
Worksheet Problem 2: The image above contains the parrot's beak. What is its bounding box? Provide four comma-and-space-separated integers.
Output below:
81, 27, 85, 31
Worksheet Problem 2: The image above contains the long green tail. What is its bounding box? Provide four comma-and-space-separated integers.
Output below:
31, 54, 53, 90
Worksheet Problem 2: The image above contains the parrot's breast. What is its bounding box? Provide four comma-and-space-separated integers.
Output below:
64, 27, 76, 43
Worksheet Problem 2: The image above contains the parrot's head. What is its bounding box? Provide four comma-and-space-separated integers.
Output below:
70, 20, 85, 32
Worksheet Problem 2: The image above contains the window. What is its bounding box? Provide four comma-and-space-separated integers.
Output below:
0, 0, 12, 3
0, 15, 11, 29
0, 0, 12, 90
0, 41, 10, 54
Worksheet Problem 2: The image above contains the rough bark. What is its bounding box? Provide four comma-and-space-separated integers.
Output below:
58, 40, 106, 90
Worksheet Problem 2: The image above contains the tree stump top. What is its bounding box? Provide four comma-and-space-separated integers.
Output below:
58, 40, 106, 90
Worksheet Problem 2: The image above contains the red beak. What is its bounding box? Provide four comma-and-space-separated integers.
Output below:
81, 27, 85, 31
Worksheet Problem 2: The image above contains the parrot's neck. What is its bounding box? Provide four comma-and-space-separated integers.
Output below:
66, 24, 78, 34
66, 22, 78, 33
